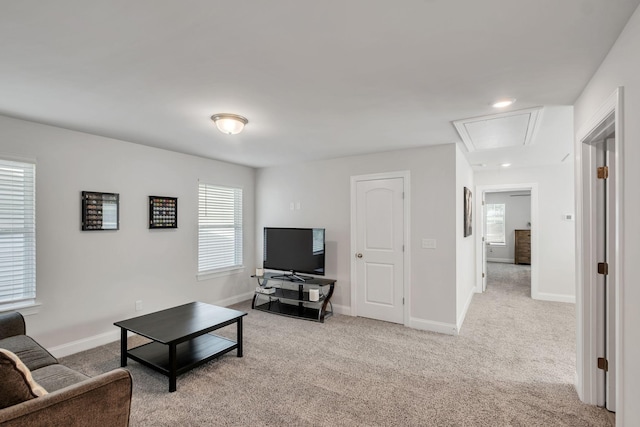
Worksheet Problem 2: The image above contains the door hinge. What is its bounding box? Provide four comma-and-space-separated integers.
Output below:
597, 357, 609, 372
597, 262, 609, 275
482, 236, 485, 242
402, 297, 405, 305
482, 272, 485, 278
482, 200, 485, 206
402, 192, 405, 199
597, 166, 609, 179
402, 245, 405, 252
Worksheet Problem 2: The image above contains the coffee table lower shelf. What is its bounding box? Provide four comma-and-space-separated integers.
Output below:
127, 334, 237, 377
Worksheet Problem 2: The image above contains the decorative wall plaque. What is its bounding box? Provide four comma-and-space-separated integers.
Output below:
149, 196, 177, 229
81, 191, 119, 231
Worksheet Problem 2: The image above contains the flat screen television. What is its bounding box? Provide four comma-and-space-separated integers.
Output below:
263, 227, 325, 281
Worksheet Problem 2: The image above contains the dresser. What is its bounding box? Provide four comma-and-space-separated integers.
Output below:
514, 229, 531, 264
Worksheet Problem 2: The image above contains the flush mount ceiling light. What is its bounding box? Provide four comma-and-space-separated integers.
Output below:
491, 98, 516, 108
501, 163, 511, 167
210, 113, 248, 135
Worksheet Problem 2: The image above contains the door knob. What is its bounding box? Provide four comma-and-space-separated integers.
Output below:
356, 253, 363, 258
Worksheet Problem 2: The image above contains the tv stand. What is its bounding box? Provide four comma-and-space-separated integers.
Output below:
269, 272, 312, 283
251, 273, 336, 322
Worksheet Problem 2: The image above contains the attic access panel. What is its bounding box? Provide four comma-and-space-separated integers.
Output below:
453, 107, 543, 152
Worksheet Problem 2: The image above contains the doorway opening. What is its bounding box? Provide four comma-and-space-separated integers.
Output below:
474, 183, 538, 298
484, 190, 532, 296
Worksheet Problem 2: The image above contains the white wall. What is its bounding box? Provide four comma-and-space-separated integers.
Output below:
257, 144, 462, 332
485, 191, 531, 263
574, 5, 640, 424
0, 115, 255, 355
455, 145, 476, 330
475, 163, 575, 301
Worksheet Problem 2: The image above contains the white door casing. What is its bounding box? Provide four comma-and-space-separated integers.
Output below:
575, 88, 623, 415
350, 171, 410, 325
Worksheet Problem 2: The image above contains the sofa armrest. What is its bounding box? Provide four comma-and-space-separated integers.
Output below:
0, 312, 26, 340
0, 368, 132, 427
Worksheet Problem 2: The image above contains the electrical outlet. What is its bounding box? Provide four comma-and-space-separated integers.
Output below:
135, 300, 143, 311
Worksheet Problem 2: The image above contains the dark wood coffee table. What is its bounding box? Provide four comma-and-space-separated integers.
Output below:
114, 301, 247, 392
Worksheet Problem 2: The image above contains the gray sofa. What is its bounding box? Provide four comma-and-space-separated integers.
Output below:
0, 311, 132, 426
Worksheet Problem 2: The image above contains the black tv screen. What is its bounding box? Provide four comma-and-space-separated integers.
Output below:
263, 227, 325, 276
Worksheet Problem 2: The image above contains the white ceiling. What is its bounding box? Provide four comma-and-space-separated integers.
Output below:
0, 1, 638, 169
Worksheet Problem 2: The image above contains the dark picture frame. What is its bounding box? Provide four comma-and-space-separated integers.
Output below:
149, 196, 178, 229
464, 187, 472, 237
81, 191, 119, 231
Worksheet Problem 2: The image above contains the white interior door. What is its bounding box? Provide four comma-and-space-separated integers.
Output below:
595, 137, 616, 412
355, 177, 404, 324
482, 194, 487, 292
604, 137, 616, 412
595, 142, 606, 408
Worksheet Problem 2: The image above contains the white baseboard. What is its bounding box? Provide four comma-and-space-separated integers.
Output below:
335, 305, 457, 335
456, 288, 475, 331
217, 291, 255, 307
49, 292, 257, 358
533, 292, 576, 304
574, 371, 582, 401
49, 330, 121, 358
409, 317, 458, 336
332, 303, 352, 316
486, 258, 514, 263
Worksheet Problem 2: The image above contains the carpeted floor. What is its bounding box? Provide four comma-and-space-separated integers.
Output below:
61, 262, 610, 426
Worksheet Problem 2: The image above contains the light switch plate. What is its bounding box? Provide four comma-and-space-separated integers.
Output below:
422, 238, 436, 249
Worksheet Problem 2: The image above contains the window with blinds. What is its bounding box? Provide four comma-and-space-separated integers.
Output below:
0, 159, 36, 306
486, 203, 506, 244
198, 183, 243, 274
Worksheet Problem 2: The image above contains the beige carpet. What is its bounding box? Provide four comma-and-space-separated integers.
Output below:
61, 263, 610, 426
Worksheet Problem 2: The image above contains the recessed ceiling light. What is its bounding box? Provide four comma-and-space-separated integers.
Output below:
473, 163, 487, 167
501, 163, 511, 167
491, 98, 516, 108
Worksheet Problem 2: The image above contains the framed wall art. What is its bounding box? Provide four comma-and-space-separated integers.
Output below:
464, 187, 472, 237
81, 191, 119, 231
149, 196, 177, 229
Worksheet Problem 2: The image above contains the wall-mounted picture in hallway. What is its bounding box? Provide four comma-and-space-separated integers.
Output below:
464, 187, 472, 237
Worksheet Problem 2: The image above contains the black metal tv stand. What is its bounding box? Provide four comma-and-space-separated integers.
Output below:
269, 272, 312, 283
251, 272, 336, 322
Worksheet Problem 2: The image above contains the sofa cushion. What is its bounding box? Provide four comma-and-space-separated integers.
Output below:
0, 348, 48, 409
31, 364, 90, 392
0, 335, 58, 371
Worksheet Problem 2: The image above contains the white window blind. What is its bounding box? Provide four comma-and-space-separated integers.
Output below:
0, 159, 36, 305
486, 203, 506, 244
198, 183, 243, 273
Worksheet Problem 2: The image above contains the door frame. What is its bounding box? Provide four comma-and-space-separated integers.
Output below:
575, 87, 623, 414
350, 171, 411, 326
474, 183, 539, 297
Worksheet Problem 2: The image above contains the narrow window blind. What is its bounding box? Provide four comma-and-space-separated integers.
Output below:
198, 183, 243, 273
486, 203, 506, 244
0, 159, 36, 305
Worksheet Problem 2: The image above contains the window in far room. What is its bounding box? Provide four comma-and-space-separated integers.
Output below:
486, 203, 506, 245
197, 183, 243, 275
0, 159, 36, 309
